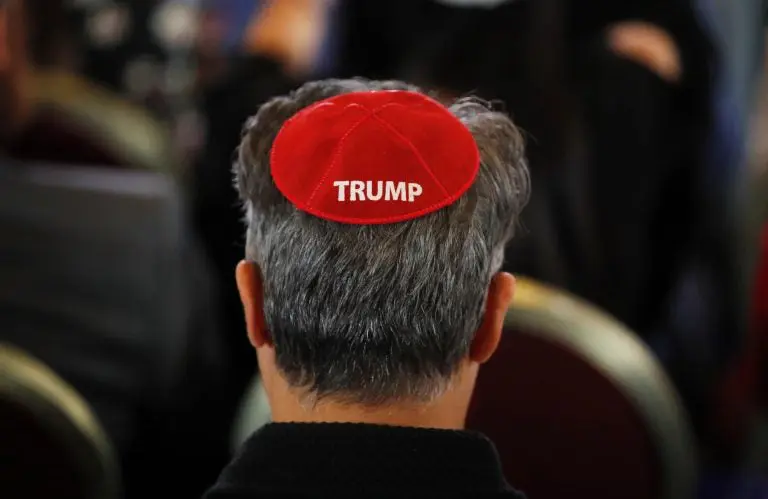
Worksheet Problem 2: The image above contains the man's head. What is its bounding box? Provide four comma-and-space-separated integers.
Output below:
235, 79, 529, 427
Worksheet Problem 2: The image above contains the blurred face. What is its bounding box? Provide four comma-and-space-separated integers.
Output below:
0, 0, 27, 136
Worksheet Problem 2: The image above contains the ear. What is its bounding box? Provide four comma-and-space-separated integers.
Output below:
236, 260, 271, 348
470, 272, 515, 364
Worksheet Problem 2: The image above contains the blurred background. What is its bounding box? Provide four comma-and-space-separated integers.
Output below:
0, 0, 767, 498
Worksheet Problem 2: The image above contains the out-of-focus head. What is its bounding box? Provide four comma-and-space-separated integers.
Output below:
235, 79, 529, 428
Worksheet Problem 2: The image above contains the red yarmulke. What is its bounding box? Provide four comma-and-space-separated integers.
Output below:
270, 90, 480, 224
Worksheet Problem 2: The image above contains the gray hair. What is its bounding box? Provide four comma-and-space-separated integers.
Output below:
235, 79, 529, 405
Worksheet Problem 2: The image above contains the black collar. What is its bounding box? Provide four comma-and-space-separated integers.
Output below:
205, 422, 525, 498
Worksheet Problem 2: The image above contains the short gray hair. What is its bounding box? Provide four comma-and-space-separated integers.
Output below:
236, 79, 529, 404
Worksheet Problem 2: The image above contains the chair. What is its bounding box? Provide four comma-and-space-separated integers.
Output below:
467, 277, 697, 499
31, 70, 177, 174
0, 343, 120, 499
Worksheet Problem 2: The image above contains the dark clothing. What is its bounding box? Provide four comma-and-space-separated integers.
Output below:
0, 161, 231, 498
334, 0, 717, 336
354, 0, 714, 334
193, 55, 297, 407
205, 422, 525, 498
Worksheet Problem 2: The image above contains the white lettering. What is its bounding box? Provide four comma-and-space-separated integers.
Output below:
333, 180, 349, 201
408, 183, 423, 202
334, 181, 422, 202
366, 180, 383, 201
350, 180, 366, 201
385, 181, 406, 201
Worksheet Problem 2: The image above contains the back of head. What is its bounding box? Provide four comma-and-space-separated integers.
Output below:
235, 79, 529, 408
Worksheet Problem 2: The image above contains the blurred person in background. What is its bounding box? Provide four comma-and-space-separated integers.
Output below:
336, 0, 732, 451
205, 78, 530, 499
0, 0, 231, 496
192, 0, 332, 416
691, 0, 768, 468
339, 0, 710, 328
0, 0, 171, 170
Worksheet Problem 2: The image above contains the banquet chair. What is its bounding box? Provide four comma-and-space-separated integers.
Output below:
467, 277, 697, 499
0, 343, 120, 499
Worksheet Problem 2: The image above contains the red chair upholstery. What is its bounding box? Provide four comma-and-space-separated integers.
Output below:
0, 343, 120, 499
467, 278, 696, 499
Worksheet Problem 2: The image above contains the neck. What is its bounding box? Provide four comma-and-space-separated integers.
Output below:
270, 397, 470, 430
259, 354, 479, 430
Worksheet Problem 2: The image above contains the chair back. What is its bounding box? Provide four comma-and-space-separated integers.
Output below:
467, 278, 697, 499
0, 161, 189, 452
31, 70, 176, 174
0, 344, 120, 499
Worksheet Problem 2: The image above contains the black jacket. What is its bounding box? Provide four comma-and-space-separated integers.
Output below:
0, 160, 231, 498
205, 422, 525, 498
